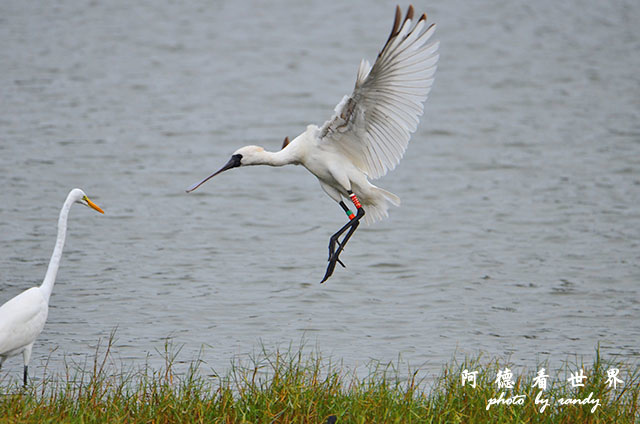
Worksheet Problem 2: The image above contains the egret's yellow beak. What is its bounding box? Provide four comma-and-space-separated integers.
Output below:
83, 196, 104, 214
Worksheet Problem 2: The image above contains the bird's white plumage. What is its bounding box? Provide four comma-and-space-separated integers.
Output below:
319, 8, 439, 180
0, 288, 48, 357
186, 6, 438, 281
0, 188, 103, 382
188, 6, 439, 226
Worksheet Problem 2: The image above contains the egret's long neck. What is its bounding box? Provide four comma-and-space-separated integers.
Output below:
40, 194, 74, 302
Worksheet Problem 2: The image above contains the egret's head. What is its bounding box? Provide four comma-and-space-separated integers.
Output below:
70, 188, 104, 214
186, 145, 266, 193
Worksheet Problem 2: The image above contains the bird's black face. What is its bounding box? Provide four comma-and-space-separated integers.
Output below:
224, 154, 243, 170
233, 154, 242, 163
186, 154, 243, 193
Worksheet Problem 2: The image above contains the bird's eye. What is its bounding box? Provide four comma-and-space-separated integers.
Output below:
230, 154, 243, 167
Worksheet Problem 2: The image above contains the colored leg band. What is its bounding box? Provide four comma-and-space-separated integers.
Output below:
345, 210, 355, 220
349, 193, 362, 209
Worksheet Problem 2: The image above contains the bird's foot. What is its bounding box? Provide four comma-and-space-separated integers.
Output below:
321, 250, 346, 283
320, 259, 336, 284
322, 210, 362, 283
327, 239, 347, 269
327, 237, 340, 261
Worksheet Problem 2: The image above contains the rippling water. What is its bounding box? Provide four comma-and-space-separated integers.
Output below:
1, 0, 639, 381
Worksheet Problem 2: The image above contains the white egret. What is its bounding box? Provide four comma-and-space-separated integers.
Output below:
0, 188, 104, 385
187, 5, 439, 283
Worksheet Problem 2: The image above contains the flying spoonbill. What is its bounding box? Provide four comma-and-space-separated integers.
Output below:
187, 5, 439, 283
0, 189, 104, 385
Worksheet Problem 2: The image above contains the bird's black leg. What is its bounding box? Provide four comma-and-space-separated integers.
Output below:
326, 201, 354, 260
321, 193, 365, 283
338, 200, 352, 216
320, 209, 364, 284
326, 200, 357, 261
23, 365, 28, 386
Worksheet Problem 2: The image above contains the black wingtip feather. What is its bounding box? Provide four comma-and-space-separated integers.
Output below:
391, 6, 402, 39
405, 5, 414, 23
381, 5, 419, 58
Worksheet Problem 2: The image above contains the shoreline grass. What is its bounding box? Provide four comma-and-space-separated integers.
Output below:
0, 337, 638, 423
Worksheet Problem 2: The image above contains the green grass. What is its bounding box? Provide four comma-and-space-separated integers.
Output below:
0, 336, 638, 423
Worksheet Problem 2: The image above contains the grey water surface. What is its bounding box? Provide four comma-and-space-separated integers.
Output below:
1, 0, 639, 382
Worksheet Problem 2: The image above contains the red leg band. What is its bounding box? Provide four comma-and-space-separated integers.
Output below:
349, 193, 362, 209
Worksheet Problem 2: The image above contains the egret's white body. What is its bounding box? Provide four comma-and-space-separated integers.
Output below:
0, 188, 103, 384
188, 5, 439, 281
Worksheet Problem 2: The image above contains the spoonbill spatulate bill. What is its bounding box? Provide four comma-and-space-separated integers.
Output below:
0, 189, 104, 385
187, 5, 439, 283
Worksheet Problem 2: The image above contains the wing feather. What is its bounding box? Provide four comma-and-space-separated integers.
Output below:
319, 6, 439, 179
0, 288, 47, 355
